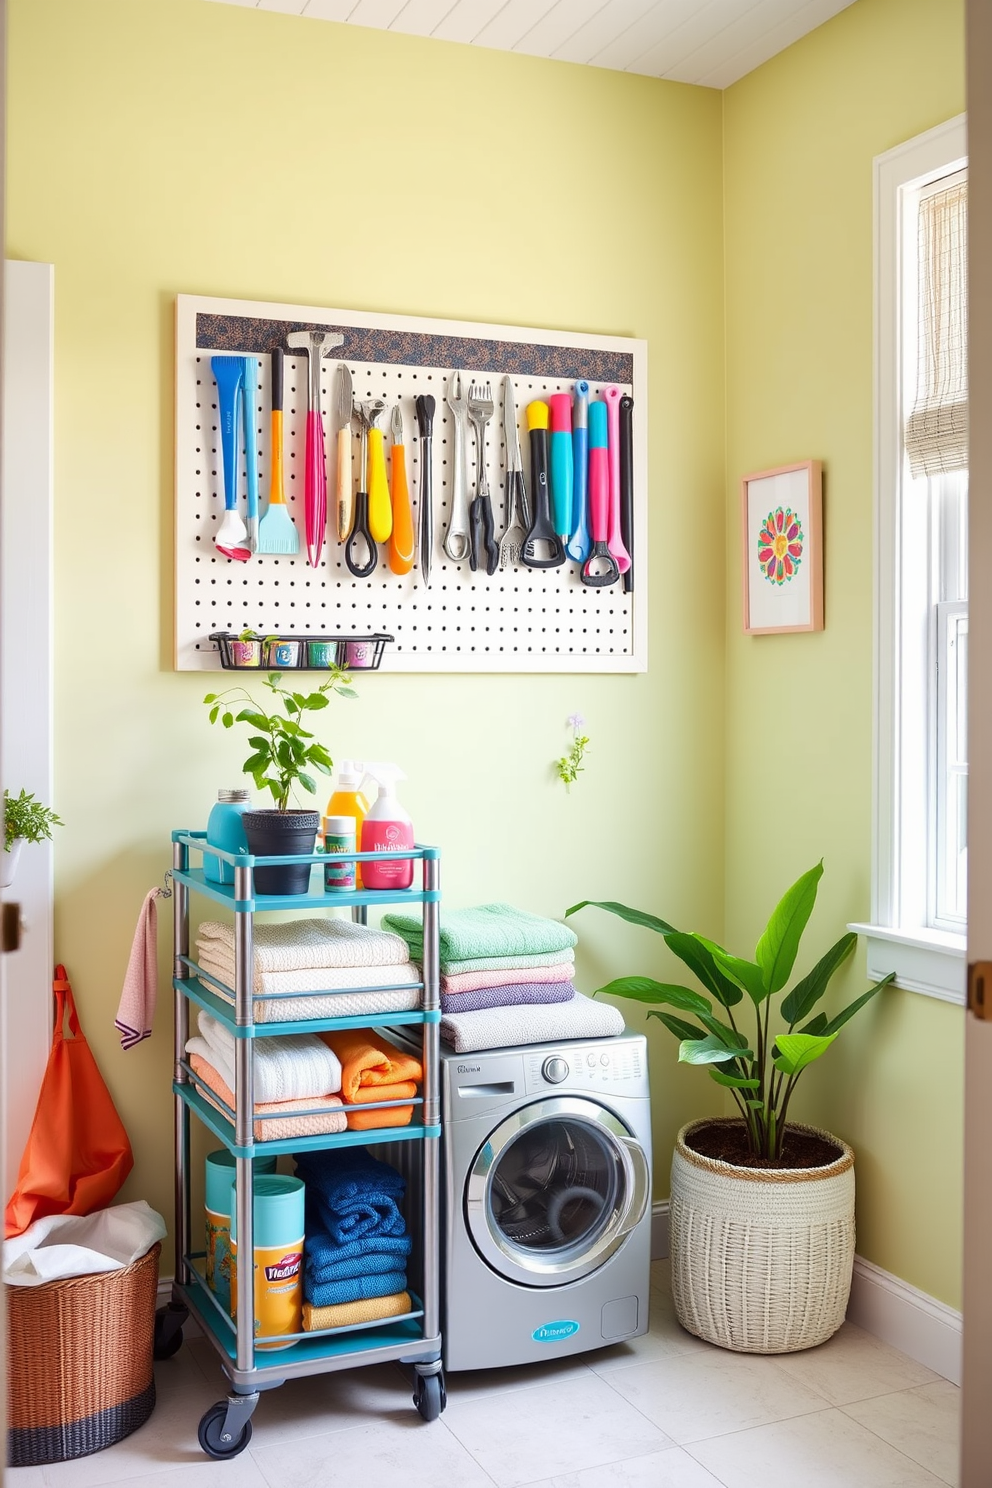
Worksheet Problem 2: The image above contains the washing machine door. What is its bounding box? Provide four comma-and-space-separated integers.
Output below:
464, 1096, 650, 1287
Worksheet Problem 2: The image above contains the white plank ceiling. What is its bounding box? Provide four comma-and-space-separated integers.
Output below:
206, 0, 858, 88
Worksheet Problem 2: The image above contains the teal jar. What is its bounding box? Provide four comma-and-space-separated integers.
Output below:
204, 1149, 276, 1310
204, 789, 251, 884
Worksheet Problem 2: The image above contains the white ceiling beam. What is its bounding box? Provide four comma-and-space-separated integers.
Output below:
511, 0, 613, 60
387, 0, 461, 36
347, 0, 411, 27
683, 0, 855, 84
473, 0, 561, 51
431, 0, 511, 44
549, 0, 659, 65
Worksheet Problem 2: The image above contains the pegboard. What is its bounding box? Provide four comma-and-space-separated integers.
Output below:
175, 294, 648, 673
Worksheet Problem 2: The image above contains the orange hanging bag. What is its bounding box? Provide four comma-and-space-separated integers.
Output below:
5, 965, 134, 1238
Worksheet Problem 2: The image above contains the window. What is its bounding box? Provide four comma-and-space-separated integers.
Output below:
854, 117, 968, 1005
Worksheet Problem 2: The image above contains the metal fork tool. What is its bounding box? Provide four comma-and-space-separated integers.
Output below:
499, 375, 530, 569
467, 381, 499, 575
444, 370, 471, 562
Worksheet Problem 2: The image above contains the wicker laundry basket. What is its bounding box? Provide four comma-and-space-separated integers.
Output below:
670, 1120, 854, 1354
7, 1241, 160, 1467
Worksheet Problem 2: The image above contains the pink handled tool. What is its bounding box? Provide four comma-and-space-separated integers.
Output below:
602, 385, 631, 576
286, 329, 344, 568
580, 399, 620, 587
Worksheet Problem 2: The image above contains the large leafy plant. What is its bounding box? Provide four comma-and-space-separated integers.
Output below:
204, 668, 355, 812
568, 863, 893, 1162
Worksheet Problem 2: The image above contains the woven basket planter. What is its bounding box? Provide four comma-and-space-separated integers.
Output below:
7, 1241, 160, 1467
670, 1119, 854, 1354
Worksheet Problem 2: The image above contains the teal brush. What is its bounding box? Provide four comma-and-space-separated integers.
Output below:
256, 347, 299, 555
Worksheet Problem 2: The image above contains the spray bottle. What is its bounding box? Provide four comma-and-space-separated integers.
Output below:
326, 760, 370, 888
360, 764, 414, 890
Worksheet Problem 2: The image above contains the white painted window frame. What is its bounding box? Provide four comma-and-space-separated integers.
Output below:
851, 117, 968, 1006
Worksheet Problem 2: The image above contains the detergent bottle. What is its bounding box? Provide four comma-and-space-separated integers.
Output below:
360, 764, 414, 890
326, 760, 370, 887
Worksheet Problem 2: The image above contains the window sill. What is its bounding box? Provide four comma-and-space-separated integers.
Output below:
848, 922, 966, 1006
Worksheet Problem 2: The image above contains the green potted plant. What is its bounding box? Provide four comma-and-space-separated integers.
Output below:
569, 862, 894, 1354
204, 667, 355, 894
2, 789, 63, 888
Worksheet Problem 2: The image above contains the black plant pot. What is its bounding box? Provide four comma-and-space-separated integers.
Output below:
242, 810, 319, 895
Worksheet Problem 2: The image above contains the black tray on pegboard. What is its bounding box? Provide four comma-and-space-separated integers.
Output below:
208, 632, 393, 672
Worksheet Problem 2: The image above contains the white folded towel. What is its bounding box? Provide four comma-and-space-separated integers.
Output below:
202, 965, 421, 1025
195, 953, 420, 1002
196, 918, 410, 981
440, 991, 625, 1054
193, 1009, 341, 1102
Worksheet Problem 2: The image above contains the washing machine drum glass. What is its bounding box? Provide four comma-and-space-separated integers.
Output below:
466, 1098, 650, 1285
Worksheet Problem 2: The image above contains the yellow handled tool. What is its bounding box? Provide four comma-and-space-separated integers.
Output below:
368, 405, 392, 543
388, 403, 415, 575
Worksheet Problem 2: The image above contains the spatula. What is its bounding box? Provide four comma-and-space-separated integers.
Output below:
286, 329, 344, 568
211, 355, 250, 562
256, 348, 299, 555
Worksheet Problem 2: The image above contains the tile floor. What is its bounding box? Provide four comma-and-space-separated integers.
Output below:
9, 1261, 960, 1488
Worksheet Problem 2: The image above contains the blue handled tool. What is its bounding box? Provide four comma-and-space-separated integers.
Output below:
243, 356, 260, 554
566, 380, 591, 563
210, 355, 249, 561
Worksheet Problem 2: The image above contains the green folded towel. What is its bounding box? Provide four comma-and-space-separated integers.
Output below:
382, 903, 578, 965
440, 948, 576, 975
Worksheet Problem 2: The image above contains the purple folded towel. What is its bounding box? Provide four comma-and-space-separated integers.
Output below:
439, 981, 575, 1015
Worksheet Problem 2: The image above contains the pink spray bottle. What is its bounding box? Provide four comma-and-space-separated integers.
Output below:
360, 764, 414, 890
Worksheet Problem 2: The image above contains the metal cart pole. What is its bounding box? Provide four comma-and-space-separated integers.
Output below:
420, 851, 441, 1347
233, 861, 256, 1377
173, 838, 192, 1289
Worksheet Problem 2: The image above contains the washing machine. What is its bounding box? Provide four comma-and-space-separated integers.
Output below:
393, 1029, 652, 1372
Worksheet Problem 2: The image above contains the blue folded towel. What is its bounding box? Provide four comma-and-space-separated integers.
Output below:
303, 1208, 412, 1279
296, 1148, 407, 1245
306, 1269, 408, 1308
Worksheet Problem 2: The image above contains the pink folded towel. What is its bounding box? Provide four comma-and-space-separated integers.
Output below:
441, 962, 575, 996
115, 887, 165, 1050
440, 981, 575, 1015
189, 1054, 347, 1141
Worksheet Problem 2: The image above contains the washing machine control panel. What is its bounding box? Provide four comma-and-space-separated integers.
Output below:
526, 1038, 646, 1094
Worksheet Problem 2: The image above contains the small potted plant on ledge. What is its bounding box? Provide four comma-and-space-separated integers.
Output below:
2, 789, 63, 888
204, 666, 355, 894
568, 862, 893, 1355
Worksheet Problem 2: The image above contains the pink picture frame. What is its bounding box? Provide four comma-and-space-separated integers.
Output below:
741, 460, 823, 635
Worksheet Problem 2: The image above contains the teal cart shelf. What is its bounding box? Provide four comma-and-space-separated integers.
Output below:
164, 828, 445, 1448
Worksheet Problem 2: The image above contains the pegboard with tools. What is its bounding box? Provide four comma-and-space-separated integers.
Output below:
175, 294, 648, 673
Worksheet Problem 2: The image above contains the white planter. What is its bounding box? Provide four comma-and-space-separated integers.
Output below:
1, 838, 24, 889
670, 1117, 855, 1354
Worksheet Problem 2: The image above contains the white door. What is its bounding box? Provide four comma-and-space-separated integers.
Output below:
961, 4, 992, 1482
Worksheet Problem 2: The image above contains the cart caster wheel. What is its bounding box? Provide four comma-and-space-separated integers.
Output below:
153, 1302, 186, 1360
413, 1371, 446, 1422
198, 1402, 253, 1459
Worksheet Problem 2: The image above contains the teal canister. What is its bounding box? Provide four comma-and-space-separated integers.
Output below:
204, 789, 252, 884
230, 1174, 306, 1345
204, 1149, 276, 1311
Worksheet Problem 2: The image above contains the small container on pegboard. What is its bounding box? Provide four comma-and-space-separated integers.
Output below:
209, 632, 393, 672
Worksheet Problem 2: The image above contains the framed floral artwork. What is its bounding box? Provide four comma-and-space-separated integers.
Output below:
741, 461, 823, 635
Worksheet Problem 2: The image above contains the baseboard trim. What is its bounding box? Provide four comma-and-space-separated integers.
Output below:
651, 1203, 959, 1383
651, 1200, 670, 1260
848, 1255, 962, 1384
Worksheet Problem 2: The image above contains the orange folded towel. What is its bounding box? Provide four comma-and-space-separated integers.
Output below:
189, 1054, 347, 1141
302, 1290, 412, 1331
318, 1029, 422, 1130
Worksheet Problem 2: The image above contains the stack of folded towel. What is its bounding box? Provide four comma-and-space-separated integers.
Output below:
185, 1010, 347, 1140
293, 1147, 413, 1332
382, 903, 578, 1015
194, 918, 420, 1024
318, 1029, 423, 1131
383, 902, 627, 1053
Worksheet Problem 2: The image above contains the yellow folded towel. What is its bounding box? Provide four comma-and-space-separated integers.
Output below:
302, 1291, 412, 1331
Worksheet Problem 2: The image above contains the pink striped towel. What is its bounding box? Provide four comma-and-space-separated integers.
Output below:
115, 888, 164, 1050
441, 960, 575, 996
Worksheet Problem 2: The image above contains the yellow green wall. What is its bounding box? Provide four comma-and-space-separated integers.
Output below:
723, 0, 965, 1306
6, 0, 967, 1305
6, 0, 727, 1268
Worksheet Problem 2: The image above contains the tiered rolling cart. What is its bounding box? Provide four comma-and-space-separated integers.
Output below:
156, 831, 443, 1459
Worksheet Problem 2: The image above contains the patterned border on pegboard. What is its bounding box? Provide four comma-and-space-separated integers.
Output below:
196, 314, 634, 386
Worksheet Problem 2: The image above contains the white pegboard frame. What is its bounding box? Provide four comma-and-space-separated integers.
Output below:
175, 293, 648, 674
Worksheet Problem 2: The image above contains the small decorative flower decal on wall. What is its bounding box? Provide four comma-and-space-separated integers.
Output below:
758, 507, 804, 585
